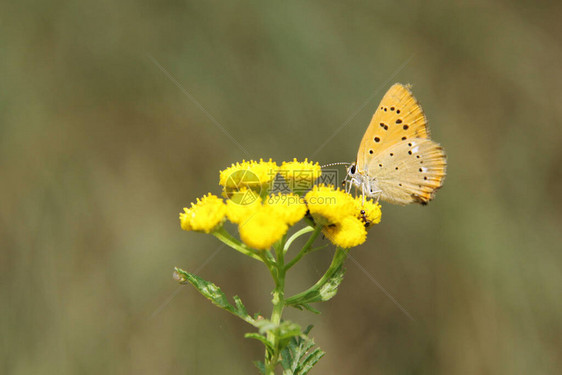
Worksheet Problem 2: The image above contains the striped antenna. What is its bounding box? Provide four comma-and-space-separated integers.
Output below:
321, 162, 351, 169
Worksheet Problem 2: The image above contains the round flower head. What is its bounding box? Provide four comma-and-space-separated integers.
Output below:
180, 194, 226, 233
220, 159, 278, 194
226, 195, 263, 224
322, 216, 367, 248
280, 158, 321, 194
353, 197, 382, 228
305, 185, 356, 226
266, 193, 307, 226
238, 205, 288, 250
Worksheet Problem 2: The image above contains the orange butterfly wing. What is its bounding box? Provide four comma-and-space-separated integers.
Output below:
356, 83, 429, 171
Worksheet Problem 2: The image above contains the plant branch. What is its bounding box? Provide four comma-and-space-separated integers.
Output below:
283, 225, 314, 255
285, 247, 348, 305
284, 225, 323, 271
212, 227, 264, 262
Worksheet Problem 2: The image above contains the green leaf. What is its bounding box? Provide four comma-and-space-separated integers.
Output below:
298, 348, 325, 375
299, 304, 321, 314
234, 295, 248, 316
286, 264, 346, 309
254, 319, 301, 339
276, 321, 302, 341
316, 264, 345, 300
252, 318, 303, 357
174, 267, 256, 326
254, 319, 277, 333
280, 344, 294, 370
279, 326, 325, 375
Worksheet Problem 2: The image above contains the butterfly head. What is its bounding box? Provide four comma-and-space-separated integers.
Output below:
344, 162, 380, 198
346, 162, 368, 187
345, 163, 358, 181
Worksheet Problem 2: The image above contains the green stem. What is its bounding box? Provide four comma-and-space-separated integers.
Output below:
283, 226, 314, 255
307, 244, 330, 253
284, 225, 322, 271
264, 238, 287, 374
212, 227, 264, 262
262, 226, 327, 373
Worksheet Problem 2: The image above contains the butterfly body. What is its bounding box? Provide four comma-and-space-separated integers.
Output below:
347, 83, 446, 205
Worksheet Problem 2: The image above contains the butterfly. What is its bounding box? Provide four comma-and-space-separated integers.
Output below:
346, 83, 446, 205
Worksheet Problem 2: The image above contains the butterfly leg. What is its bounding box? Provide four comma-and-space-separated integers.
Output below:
366, 179, 382, 203
343, 178, 349, 194
361, 183, 366, 206
372, 188, 382, 203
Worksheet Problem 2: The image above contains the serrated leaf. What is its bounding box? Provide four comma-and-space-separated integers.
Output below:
278, 326, 324, 375
280, 345, 294, 370
234, 295, 248, 316
292, 342, 313, 373
297, 348, 325, 375
174, 267, 256, 326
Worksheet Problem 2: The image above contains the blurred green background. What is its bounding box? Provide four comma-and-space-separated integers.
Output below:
2, 0, 562, 373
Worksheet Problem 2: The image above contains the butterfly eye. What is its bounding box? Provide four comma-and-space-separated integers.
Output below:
350, 165, 356, 174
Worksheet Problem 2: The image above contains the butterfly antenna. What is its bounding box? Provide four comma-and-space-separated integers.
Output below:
321, 162, 350, 169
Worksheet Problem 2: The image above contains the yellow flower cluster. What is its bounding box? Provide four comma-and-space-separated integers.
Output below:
224, 193, 306, 250
305, 185, 381, 248
280, 158, 322, 193
220, 159, 278, 189
180, 159, 381, 251
305, 185, 356, 225
179, 194, 226, 233
266, 193, 307, 226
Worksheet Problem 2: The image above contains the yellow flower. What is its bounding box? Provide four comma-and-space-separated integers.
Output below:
266, 193, 307, 225
353, 197, 382, 227
179, 194, 226, 233
305, 185, 356, 226
226, 195, 263, 224
280, 158, 321, 193
238, 205, 288, 250
322, 216, 367, 248
219, 159, 278, 191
